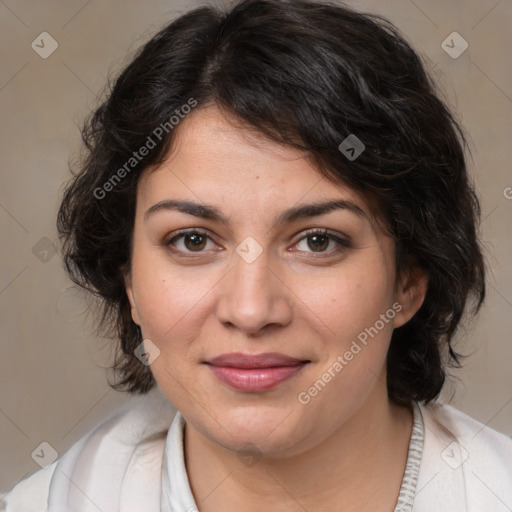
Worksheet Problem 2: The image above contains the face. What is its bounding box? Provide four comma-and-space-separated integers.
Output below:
125, 106, 426, 457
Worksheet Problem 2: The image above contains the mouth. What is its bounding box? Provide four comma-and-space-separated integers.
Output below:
204, 352, 311, 392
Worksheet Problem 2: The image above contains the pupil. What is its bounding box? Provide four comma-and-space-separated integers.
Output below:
308, 234, 328, 251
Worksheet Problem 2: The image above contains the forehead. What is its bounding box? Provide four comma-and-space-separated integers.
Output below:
138, 105, 371, 218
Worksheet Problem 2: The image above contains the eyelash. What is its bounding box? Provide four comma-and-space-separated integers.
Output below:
164, 228, 350, 259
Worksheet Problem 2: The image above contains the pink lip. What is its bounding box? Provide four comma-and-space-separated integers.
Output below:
205, 352, 309, 392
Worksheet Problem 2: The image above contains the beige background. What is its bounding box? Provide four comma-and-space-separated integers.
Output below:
1, 0, 511, 492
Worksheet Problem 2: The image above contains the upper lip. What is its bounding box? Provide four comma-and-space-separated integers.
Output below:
205, 352, 309, 368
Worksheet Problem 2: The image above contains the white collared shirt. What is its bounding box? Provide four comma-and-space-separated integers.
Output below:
2, 388, 511, 511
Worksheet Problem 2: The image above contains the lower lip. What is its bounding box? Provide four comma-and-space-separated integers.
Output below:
207, 364, 307, 392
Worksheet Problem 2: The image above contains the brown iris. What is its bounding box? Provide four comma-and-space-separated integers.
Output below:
307, 234, 329, 252
184, 233, 207, 251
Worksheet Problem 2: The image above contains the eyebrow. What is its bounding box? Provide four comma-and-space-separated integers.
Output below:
144, 198, 367, 228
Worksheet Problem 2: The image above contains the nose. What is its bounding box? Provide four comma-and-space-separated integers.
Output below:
215, 249, 293, 335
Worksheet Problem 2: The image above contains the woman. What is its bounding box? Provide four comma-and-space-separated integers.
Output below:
2, 0, 511, 510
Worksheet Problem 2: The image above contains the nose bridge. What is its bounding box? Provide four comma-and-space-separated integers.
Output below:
216, 246, 291, 333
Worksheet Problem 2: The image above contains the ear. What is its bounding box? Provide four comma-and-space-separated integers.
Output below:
393, 264, 428, 329
124, 267, 141, 326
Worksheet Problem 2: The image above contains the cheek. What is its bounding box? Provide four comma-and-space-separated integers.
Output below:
291, 255, 396, 341
130, 249, 219, 348
130, 255, 217, 402
292, 262, 396, 421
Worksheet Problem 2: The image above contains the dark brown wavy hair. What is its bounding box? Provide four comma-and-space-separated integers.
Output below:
57, 0, 486, 406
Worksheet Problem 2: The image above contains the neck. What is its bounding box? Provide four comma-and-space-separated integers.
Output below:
183, 390, 413, 512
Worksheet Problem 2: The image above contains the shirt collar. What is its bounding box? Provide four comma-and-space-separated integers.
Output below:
161, 411, 198, 512
161, 402, 424, 512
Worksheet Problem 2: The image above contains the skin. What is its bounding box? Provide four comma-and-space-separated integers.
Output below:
125, 105, 428, 512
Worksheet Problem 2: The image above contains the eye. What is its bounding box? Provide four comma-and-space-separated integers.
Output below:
164, 228, 350, 259
292, 229, 350, 255
166, 229, 218, 254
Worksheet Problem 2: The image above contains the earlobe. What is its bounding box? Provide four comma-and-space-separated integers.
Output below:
393, 266, 428, 329
124, 269, 141, 326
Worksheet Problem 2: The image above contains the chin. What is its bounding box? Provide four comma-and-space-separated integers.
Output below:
208, 403, 309, 454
